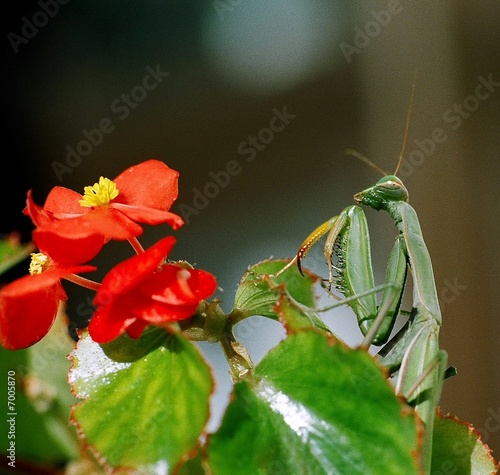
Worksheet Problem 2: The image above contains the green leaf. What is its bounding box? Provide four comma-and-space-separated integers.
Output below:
0, 234, 35, 276
274, 290, 331, 335
431, 411, 499, 474
207, 330, 421, 475
233, 258, 319, 320
100, 325, 170, 362
69, 331, 214, 474
177, 450, 206, 475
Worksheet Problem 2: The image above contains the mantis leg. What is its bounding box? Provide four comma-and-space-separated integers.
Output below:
283, 204, 408, 346
367, 235, 408, 345
381, 203, 445, 473
295, 214, 340, 276
331, 206, 408, 346
272, 214, 340, 278
382, 308, 446, 473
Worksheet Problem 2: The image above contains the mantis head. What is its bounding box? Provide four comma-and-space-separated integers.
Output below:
353, 175, 409, 210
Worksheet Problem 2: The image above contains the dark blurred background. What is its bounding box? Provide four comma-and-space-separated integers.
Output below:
2, 0, 499, 457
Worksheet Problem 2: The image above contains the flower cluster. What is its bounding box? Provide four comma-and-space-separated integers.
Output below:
0, 160, 217, 350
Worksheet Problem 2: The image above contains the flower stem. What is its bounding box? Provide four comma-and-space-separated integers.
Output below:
226, 308, 247, 325
128, 236, 145, 254
63, 273, 101, 292
220, 332, 254, 383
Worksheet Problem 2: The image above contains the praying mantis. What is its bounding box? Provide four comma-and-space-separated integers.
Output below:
275, 92, 448, 473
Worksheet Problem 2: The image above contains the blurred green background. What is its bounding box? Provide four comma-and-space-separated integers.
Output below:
2, 0, 499, 463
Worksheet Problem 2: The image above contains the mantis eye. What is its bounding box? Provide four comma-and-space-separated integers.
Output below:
383, 180, 401, 189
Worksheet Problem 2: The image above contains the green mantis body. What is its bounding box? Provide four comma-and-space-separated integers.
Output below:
288, 172, 447, 473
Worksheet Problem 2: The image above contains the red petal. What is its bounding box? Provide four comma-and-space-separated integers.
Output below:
125, 319, 149, 339
0, 283, 62, 349
89, 237, 216, 342
134, 301, 199, 323
33, 228, 105, 265
43, 186, 85, 215
120, 284, 198, 323
94, 236, 176, 303
23, 190, 55, 227
111, 203, 184, 229
88, 303, 137, 344
82, 207, 144, 240
131, 266, 217, 323
34, 207, 143, 247
1, 266, 95, 296
144, 266, 217, 305
0, 266, 93, 350
113, 160, 179, 211
178, 268, 218, 301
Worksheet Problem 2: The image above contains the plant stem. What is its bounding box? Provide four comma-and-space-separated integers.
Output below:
220, 332, 254, 383
128, 236, 145, 254
63, 273, 101, 292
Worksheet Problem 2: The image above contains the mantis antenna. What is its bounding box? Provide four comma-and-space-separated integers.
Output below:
346, 72, 419, 178
394, 72, 418, 176
344, 148, 388, 176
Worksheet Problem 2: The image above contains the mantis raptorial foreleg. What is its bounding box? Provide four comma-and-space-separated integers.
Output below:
278, 204, 408, 346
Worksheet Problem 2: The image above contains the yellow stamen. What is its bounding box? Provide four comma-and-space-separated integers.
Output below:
79, 177, 119, 208
29, 253, 49, 275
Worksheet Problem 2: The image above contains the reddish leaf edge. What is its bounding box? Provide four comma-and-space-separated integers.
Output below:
435, 408, 500, 474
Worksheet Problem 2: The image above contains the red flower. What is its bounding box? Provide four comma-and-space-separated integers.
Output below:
88, 237, 217, 344
24, 160, 184, 265
0, 254, 95, 350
